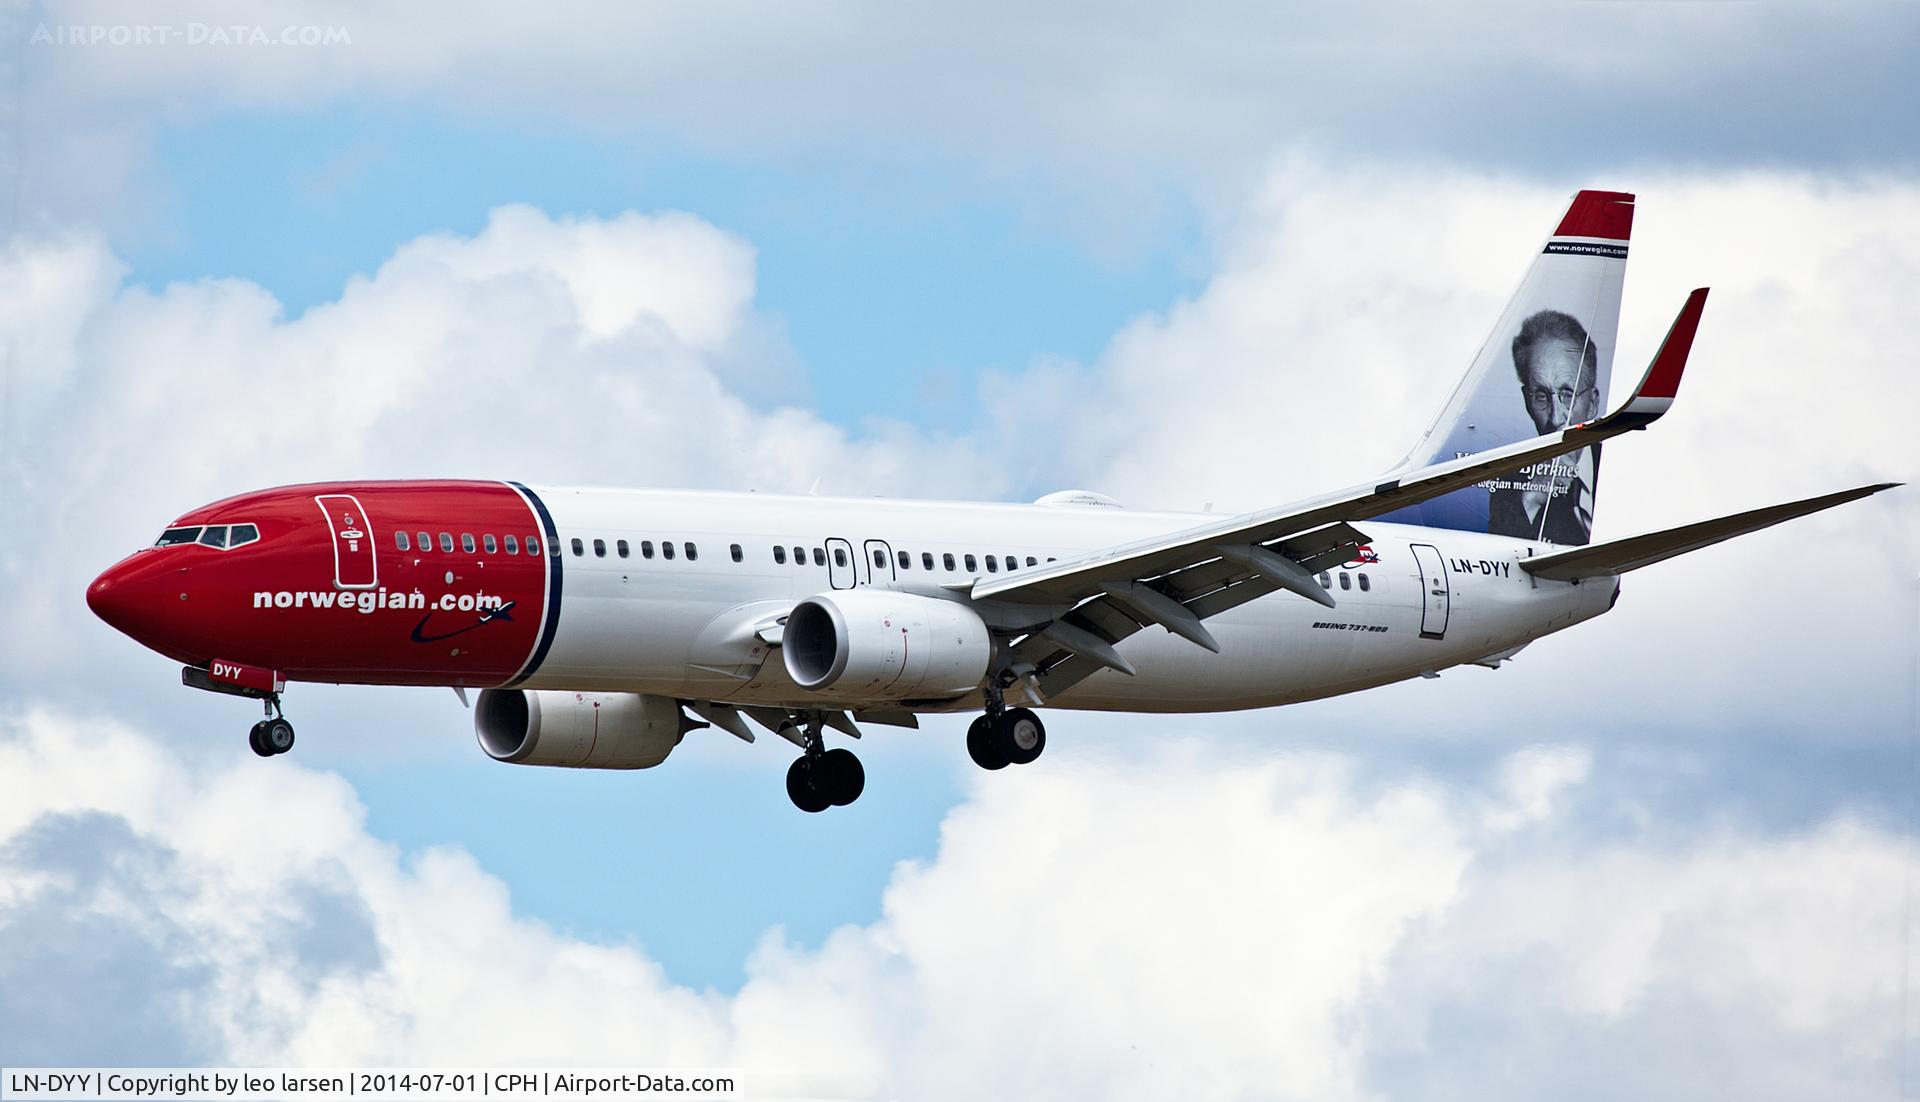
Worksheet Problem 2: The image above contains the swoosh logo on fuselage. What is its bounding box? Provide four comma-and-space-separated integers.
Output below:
410, 601, 517, 644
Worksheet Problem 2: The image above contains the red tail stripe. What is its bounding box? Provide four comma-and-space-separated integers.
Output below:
1554, 190, 1635, 241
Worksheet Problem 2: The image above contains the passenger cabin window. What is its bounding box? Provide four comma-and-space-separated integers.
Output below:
731, 544, 743, 563
1339, 572, 1351, 590
792, 545, 805, 564
154, 526, 202, 547
1025, 556, 1038, 567
571, 538, 584, 557
922, 552, 935, 570
1318, 571, 1331, 589
662, 541, 675, 560
548, 536, 560, 557
984, 555, 998, 572
395, 531, 410, 552
813, 548, 825, 566
484, 534, 498, 554
440, 533, 455, 553
526, 536, 541, 556
461, 534, 476, 554
642, 540, 654, 559
593, 538, 606, 558
228, 524, 259, 548
964, 554, 978, 572
897, 550, 910, 570
943, 553, 956, 571
1358, 574, 1371, 592
873, 548, 887, 568
417, 531, 431, 552
617, 539, 629, 558
685, 542, 698, 561
198, 526, 229, 548
833, 547, 848, 568
505, 534, 519, 555
774, 546, 787, 565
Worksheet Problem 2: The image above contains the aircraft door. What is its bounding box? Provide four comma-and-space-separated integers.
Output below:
1409, 542, 1450, 638
862, 539, 896, 585
825, 537, 857, 590
315, 494, 378, 590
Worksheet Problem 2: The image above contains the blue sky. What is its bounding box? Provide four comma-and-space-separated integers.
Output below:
3, 2, 1918, 1093
346, 712, 968, 990
131, 106, 1205, 434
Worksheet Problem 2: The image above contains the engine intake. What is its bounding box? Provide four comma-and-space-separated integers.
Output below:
783, 589, 991, 701
474, 689, 685, 769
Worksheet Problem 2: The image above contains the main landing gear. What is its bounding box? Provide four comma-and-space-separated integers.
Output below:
785, 714, 865, 813
247, 696, 296, 758
966, 681, 1047, 771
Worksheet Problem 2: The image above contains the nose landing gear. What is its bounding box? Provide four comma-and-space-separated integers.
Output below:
182, 664, 297, 758
247, 696, 295, 757
249, 716, 295, 757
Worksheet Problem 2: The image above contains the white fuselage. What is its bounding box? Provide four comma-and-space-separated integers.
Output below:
516, 487, 1619, 713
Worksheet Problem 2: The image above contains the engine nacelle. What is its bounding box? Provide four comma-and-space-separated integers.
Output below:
783, 589, 991, 701
474, 689, 685, 769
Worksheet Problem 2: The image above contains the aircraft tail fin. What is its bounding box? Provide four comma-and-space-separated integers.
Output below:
1520, 483, 1900, 581
1379, 189, 1634, 546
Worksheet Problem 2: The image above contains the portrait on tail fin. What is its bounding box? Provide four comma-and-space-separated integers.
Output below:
1374, 189, 1631, 543
1487, 309, 1601, 545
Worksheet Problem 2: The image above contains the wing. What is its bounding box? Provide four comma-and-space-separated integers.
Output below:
980, 288, 1708, 700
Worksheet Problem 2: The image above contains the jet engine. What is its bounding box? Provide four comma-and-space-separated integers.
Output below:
783, 589, 991, 701
474, 689, 685, 769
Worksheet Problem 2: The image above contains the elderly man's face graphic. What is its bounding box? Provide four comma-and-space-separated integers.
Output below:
1520, 337, 1600, 433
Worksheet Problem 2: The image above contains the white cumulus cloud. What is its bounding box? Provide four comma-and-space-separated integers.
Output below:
14, 1, 1920, 231
1, 708, 1912, 1100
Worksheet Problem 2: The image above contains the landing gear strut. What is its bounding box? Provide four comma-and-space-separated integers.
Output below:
247, 695, 295, 758
181, 665, 296, 758
967, 680, 1047, 771
784, 713, 865, 813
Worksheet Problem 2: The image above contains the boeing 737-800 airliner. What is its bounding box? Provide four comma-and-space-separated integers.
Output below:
87, 191, 1896, 811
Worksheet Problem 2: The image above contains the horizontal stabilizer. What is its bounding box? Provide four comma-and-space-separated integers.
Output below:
1521, 482, 1899, 581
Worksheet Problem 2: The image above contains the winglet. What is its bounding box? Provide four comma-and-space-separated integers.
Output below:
1584, 287, 1706, 432
1636, 286, 1706, 401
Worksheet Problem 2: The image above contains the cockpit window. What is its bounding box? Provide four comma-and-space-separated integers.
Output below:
156, 522, 260, 549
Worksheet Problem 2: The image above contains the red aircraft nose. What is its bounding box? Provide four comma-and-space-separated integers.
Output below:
88, 554, 194, 658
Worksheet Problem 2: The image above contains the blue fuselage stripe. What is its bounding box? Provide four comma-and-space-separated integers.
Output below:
504, 481, 563, 687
